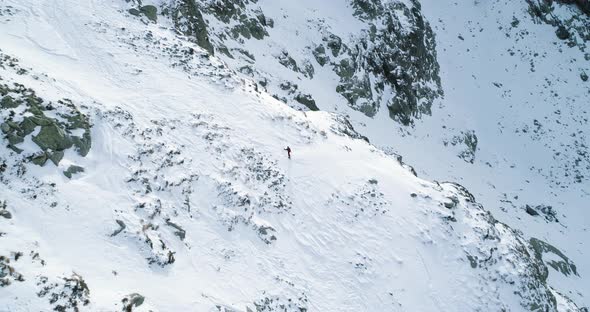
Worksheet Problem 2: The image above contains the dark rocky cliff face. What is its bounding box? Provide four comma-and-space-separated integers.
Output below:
527, 0, 590, 52
135, 0, 442, 126
165, 0, 215, 55
346, 0, 442, 125
557, 0, 590, 15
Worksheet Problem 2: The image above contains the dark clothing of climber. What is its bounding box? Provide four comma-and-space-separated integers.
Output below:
285, 146, 291, 159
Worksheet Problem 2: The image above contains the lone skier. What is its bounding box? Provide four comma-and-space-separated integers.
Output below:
285, 146, 291, 159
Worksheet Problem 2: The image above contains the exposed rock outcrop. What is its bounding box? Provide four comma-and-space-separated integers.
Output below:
1, 82, 91, 166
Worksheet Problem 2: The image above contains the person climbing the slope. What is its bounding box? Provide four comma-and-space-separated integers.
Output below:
285, 146, 291, 159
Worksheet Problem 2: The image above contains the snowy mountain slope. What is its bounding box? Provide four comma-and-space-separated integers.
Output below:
0, 0, 587, 311
110, 0, 590, 309
391, 0, 590, 304
122, 0, 588, 256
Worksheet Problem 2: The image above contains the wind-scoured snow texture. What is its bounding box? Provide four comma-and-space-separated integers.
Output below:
151, 0, 442, 125
0, 0, 586, 311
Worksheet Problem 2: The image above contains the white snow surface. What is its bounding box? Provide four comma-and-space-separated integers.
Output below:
0, 0, 587, 311
184, 0, 590, 308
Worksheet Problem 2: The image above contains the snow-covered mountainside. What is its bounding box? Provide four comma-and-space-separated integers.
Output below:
0, 0, 588, 311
